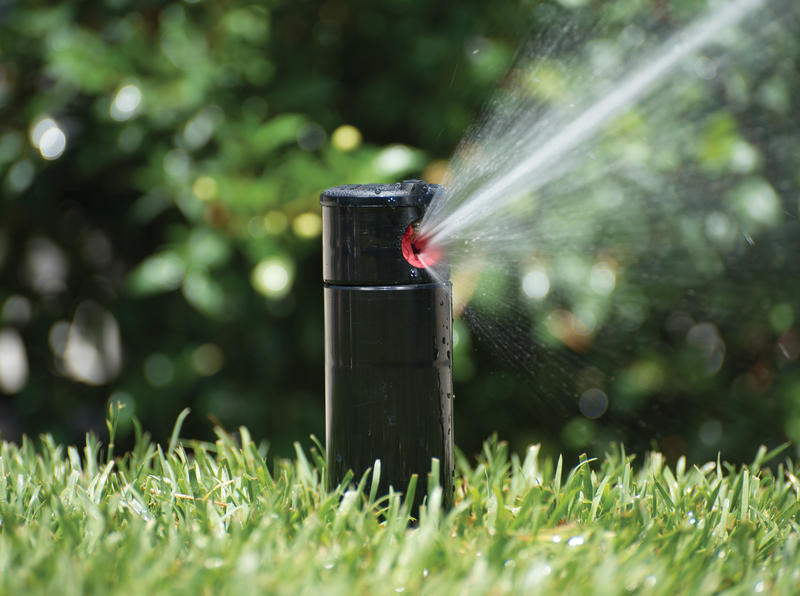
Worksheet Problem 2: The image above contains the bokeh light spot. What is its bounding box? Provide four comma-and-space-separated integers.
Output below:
263, 211, 288, 235
292, 212, 322, 238
704, 211, 735, 245
1, 295, 32, 325
561, 417, 595, 447
163, 149, 191, 180
183, 107, 222, 150
127, 251, 186, 295
579, 388, 608, 419
589, 262, 616, 295
29, 116, 67, 160
110, 84, 142, 121
374, 145, 415, 175
144, 353, 174, 387
422, 159, 451, 185
0, 328, 28, 394
0, 132, 22, 163
522, 269, 550, 299
730, 141, 758, 172
48, 321, 70, 356
30, 117, 57, 146
734, 178, 779, 226
38, 126, 67, 160
686, 322, 725, 375
297, 123, 326, 151
331, 125, 362, 151
769, 303, 794, 334
575, 308, 598, 334
191, 343, 224, 376
693, 56, 717, 80
252, 258, 293, 299
248, 216, 267, 238
118, 126, 144, 152
24, 237, 69, 295
63, 301, 122, 386
192, 176, 218, 201
7, 160, 34, 192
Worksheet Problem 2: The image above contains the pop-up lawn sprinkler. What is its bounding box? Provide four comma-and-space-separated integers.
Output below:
320, 181, 454, 512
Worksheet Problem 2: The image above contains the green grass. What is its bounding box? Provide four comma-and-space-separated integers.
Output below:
1, 408, 799, 595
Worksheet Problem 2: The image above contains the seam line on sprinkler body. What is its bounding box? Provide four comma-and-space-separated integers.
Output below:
322, 282, 447, 291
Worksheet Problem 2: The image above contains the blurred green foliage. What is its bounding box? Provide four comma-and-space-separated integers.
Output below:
0, 0, 524, 454
0, 0, 798, 464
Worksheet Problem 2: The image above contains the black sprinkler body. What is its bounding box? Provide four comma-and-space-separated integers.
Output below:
321, 181, 454, 511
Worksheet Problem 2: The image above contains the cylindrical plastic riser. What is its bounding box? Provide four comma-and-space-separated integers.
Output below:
324, 282, 454, 510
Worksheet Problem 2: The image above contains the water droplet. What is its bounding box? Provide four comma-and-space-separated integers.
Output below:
567, 535, 585, 547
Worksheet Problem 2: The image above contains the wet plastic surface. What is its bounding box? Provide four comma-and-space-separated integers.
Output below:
320, 181, 444, 285
321, 181, 454, 512
324, 284, 454, 508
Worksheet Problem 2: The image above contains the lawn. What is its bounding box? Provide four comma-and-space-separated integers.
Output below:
1, 407, 799, 595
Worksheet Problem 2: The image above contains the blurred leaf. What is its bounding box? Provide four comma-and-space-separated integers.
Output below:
186, 228, 231, 269
126, 251, 186, 296
252, 114, 307, 155
182, 271, 227, 318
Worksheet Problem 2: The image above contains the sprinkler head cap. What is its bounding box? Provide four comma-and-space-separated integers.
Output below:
321, 181, 446, 285
319, 180, 436, 208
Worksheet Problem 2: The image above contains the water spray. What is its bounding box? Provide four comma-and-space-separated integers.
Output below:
320, 181, 454, 512
421, 0, 764, 246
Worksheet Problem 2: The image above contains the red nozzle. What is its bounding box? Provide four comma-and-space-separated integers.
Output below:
402, 224, 441, 268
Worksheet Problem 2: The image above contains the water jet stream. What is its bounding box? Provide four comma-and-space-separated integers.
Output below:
422, 0, 764, 246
